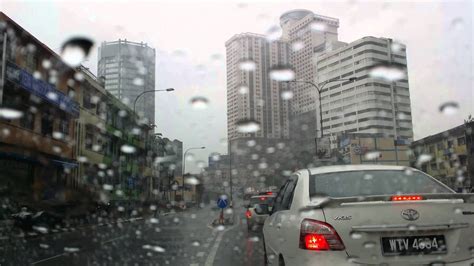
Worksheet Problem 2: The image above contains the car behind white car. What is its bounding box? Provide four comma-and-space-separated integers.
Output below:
262, 165, 474, 265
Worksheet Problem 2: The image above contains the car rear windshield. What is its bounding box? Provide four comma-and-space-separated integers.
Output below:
249, 196, 275, 205
309, 170, 453, 198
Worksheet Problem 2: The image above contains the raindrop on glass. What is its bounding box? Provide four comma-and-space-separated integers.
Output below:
60, 37, 94, 67
190, 96, 209, 109
363, 241, 376, 249
52, 131, 64, 140
120, 144, 136, 154
416, 154, 433, 166
281, 90, 294, 100
42, 59, 52, 69
265, 25, 282, 42
103, 184, 113, 191
350, 232, 362, 239
269, 66, 295, 81
291, 41, 304, 52
238, 85, 249, 95
369, 64, 405, 82
236, 119, 261, 133
185, 176, 200, 185
133, 78, 144, 86
365, 151, 381, 160
439, 102, 459, 116
192, 241, 201, 247
238, 59, 256, 71
64, 247, 80, 253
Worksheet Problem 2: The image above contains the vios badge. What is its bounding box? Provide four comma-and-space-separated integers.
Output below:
401, 209, 419, 221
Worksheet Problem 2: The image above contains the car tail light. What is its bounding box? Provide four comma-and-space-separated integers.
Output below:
245, 210, 252, 219
260, 197, 266, 201
299, 219, 345, 251
266, 192, 273, 195
391, 195, 424, 201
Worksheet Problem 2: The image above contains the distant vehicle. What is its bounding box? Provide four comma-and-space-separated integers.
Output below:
246, 194, 275, 232
262, 165, 474, 265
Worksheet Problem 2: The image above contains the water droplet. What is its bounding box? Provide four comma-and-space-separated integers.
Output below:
0, 108, 23, 119
408, 224, 417, 231
291, 41, 305, 52
74, 72, 84, 81
32, 226, 48, 234
404, 167, 413, 176
369, 64, 405, 82
363, 241, 376, 249
363, 174, 373, 180
439, 102, 459, 116
120, 144, 136, 154
60, 37, 93, 67
103, 184, 113, 191
42, 59, 52, 69
281, 90, 294, 100
238, 59, 256, 71
416, 154, 433, 166
78, 156, 88, 163
39, 243, 49, 249
216, 225, 225, 231
310, 22, 327, 32
267, 147, 275, 153
191, 214, 197, 219
238, 85, 249, 94
269, 66, 295, 81
365, 151, 381, 160
247, 140, 256, 147
236, 119, 261, 133
52, 146, 62, 153
33, 71, 42, 79
249, 236, 259, 242
64, 247, 80, 253
133, 78, 144, 86
173, 217, 180, 223
192, 240, 201, 247
52, 131, 64, 140
454, 208, 462, 214
210, 153, 220, 161
391, 42, 403, 52
225, 208, 233, 215
265, 25, 282, 41
258, 162, 268, 169
185, 176, 200, 185
150, 218, 159, 224
350, 232, 362, 239
117, 206, 125, 212
152, 246, 166, 253
190, 96, 209, 109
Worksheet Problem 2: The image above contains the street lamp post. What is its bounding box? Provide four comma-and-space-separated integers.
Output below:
182, 146, 205, 203
133, 88, 174, 115
285, 77, 357, 157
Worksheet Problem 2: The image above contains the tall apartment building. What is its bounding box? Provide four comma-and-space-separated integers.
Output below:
225, 33, 291, 141
316, 36, 414, 148
98, 40, 156, 124
279, 10, 345, 155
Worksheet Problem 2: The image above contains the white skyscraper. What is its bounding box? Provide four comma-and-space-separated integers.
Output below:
225, 33, 291, 141
316, 36, 414, 148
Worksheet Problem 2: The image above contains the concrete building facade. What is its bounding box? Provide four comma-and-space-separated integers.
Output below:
225, 33, 291, 141
98, 40, 156, 124
316, 36, 414, 148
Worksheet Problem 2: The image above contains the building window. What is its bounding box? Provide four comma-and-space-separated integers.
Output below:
458, 137, 466, 145
430, 162, 437, 170
41, 111, 53, 136
59, 113, 69, 136
85, 125, 94, 150
429, 145, 435, 153
20, 111, 35, 130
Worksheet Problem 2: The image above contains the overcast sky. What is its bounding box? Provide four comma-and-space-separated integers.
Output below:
2, 0, 473, 173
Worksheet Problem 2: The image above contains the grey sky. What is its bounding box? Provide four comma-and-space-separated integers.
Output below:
2, 0, 473, 173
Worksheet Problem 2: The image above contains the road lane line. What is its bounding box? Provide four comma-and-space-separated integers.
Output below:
31, 253, 66, 265
204, 225, 236, 266
101, 235, 126, 244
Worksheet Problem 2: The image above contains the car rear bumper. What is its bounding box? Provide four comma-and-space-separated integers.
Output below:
280, 250, 474, 266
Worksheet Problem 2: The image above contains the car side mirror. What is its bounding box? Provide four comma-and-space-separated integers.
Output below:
254, 204, 270, 215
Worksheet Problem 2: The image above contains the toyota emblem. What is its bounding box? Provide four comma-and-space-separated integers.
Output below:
401, 209, 419, 221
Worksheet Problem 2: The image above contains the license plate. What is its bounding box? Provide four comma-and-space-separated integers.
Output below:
381, 235, 447, 256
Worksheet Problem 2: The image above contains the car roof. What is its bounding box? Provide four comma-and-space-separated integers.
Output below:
308, 164, 409, 175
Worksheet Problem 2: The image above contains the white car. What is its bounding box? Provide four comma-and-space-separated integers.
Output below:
262, 165, 474, 266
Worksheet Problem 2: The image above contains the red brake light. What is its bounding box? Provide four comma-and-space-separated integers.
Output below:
245, 210, 252, 219
391, 195, 424, 201
266, 192, 273, 195
300, 219, 345, 251
260, 197, 266, 201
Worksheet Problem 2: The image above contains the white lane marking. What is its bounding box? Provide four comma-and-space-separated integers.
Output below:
31, 253, 66, 265
101, 235, 126, 244
204, 225, 236, 266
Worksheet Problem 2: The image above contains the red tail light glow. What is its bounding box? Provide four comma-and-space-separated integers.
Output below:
245, 210, 252, 219
260, 197, 266, 201
391, 195, 423, 201
266, 192, 273, 195
300, 219, 345, 251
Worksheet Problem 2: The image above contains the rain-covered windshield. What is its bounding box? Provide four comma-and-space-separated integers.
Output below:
0, 0, 472, 265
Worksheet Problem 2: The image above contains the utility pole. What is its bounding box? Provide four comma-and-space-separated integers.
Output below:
0, 32, 7, 105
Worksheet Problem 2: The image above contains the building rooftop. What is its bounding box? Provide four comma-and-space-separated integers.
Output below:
412, 124, 466, 146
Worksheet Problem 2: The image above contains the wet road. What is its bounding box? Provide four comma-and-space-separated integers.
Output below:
0, 202, 265, 265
